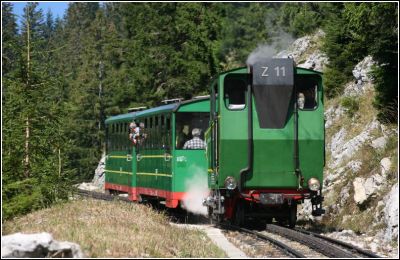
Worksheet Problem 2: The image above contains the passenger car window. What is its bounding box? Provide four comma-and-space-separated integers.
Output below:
175, 112, 209, 149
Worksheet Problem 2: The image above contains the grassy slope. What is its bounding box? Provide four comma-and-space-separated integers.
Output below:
3, 198, 226, 258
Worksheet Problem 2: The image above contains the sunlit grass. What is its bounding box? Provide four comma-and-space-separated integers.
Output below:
3, 198, 226, 258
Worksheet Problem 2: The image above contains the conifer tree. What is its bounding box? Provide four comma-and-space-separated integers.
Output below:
3, 2, 72, 219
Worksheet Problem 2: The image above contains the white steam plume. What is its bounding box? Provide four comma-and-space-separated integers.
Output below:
246, 30, 296, 66
182, 165, 209, 216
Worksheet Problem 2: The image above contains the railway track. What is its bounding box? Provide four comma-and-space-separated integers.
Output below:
219, 223, 382, 258
294, 227, 380, 258
76, 189, 381, 258
75, 188, 131, 202
263, 224, 380, 258
219, 223, 306, 258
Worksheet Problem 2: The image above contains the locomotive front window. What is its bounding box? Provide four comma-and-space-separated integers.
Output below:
224, 74, 247, 110
296, 76, 319, 110
175, 112, 209, 149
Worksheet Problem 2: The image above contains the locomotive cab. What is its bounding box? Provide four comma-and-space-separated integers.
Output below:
205, 58, 325, 227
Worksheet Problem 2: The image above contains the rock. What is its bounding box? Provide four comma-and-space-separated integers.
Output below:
329, 120, 380, 169
370, 136, 387, 150
275, 35, 312, 60
346, 160, 362, 173
380, 157, 392, 176
374, 201, 385, 222
364, 174, 383, 193
343, 82, 374, 97
92, 153, 106, 189
383, 183, 398, 241
76, 182, 99, 192
352, 56, 376, 84
297, 51, 329, 72
48, 241, 84, 258
369, 241, 379, 252
353, 175, 384, 205
329, 128, 347, 159
76, 153, 106, 193
325, 105, 345, 129
342, 56, 376, 97
1, 232, 83, 258
275, 29, 328, 68
340, 184, 351, 206
353, 177, 368, 205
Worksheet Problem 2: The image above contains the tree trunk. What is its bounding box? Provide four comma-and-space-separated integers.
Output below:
24, 117, 30, 178
24, 6, 31, 178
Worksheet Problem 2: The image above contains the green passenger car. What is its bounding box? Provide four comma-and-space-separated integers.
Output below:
104, 98, 210, 208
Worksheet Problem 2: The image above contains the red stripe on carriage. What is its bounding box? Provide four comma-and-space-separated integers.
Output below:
105, 182, 185, 208
104, 182, 129, 192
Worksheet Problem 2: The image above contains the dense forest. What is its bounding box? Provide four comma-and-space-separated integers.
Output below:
2, 2, 398, 219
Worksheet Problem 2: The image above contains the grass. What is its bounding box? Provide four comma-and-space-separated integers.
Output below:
2, 198, 226, 258
341, 96, 359, 118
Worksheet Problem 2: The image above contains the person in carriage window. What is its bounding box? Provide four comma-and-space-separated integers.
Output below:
183, 128, 206, 149
129, 122, 140, 145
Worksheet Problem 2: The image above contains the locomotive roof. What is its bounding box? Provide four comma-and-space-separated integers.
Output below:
105, 96, 209, 124
216, 66, 323, 75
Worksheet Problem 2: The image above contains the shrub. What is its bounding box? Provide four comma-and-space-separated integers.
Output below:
341, 96, 359, 118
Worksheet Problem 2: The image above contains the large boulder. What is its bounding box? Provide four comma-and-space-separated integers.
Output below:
1, 232, 84, 258
353, 174, 384, 205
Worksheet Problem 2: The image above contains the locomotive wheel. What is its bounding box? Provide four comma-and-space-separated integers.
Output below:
288, 204, 297, 228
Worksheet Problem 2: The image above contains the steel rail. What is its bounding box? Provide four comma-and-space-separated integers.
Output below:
295, 228, 380, 258
266, 224, 357, 258
219, 223, 306, 258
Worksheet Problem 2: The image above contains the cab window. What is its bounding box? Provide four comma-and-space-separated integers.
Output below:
224, 74, 247, 110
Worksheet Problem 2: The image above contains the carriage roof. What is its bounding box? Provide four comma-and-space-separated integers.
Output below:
105, 97, 209, 124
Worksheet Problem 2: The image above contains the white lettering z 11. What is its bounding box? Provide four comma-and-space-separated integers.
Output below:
274, 66, 286, 77
261, 66, 269, 77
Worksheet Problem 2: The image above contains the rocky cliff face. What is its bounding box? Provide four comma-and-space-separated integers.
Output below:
284, 30, 398, 257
